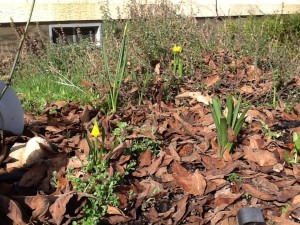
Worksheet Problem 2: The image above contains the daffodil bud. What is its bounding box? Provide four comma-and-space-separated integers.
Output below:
91, 119, 100, 138
172, 45, 182, 53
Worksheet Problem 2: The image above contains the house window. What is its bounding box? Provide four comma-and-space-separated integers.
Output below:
49, 23, 101, 46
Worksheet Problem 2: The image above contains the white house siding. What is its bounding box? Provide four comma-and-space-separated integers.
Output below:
0, 0, 300, 23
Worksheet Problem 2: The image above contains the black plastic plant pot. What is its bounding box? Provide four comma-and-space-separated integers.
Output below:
237, 207, 266, 225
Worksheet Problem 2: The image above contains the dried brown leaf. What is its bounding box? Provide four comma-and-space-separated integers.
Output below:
252, 177, 279, 193
172, 161, 206, 196
154, 63, 160, 75
176, 92, 212, 105
19, 162, 48, 187
244, 147, 277, 167
80, 106, 90, 123
168, 141, 181, 161
212, 192, 243, 213
267, 216, 299, 225
0, 195, 27, 225
241, 184, 274, 201
106, 206, 126, 216
132, 151, 164, 177
25, 194, 50, 222
204, 75, 221, 87
240, 85, 254, 94
138, 149, 152, 167
104, 215, 132, 224
203, 161, 240, 178
49, 192, 92, 225
172, 196, 188, 224
54, 100, 68, 109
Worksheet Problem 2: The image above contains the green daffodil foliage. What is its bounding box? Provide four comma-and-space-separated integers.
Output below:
103, 22, 129, 113
172, 44, 183, 77
292, 132, 300, 163
210, 94, 250, 158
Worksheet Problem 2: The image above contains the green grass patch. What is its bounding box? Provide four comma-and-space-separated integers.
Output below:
13, 70, 98, 113
11, 41, 100, 113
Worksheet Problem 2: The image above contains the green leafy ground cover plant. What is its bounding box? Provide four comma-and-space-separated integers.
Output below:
6, 8, 299, 112
112, 121, 128, 145
128, 138, 161, 157
67, 163, 122, 224
112, 121, 161, 156
67, 120, 136, 224
66, 119, 160, 224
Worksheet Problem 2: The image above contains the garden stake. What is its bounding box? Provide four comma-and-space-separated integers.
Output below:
0, 0, 35, 100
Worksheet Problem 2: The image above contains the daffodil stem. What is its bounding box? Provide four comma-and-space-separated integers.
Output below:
178, 59, 183, 77
94, 137, 98, 165
99, 127, 106, 164
173, 54, 177, 73
173, 53, 183, 77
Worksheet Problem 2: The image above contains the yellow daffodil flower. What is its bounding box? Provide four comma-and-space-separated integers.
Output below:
172, 45, 182, 53
91, 119, 100, 138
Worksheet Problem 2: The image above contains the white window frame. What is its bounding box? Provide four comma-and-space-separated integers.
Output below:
48, 23, 101, 46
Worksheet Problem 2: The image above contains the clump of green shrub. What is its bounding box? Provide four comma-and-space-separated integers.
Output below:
6, 2, 300, 113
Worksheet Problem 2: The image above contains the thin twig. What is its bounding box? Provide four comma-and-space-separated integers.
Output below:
0, 0, 36, 99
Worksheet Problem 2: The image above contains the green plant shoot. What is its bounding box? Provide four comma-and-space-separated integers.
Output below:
210, 94, 250, 157
103, 22, 129, 113
261, 121, 281, 139
86, 119, 106, 168
292, 132, 300, 163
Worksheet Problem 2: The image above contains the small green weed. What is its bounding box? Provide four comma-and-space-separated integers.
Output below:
281, 203, 291, 214
261, 121, 281, 139
50, 171, 58, 189
112, 121, 129, 145
111, 121, 161, 156
145, 187, 160, 204
127, 138, 161, 157
284, 132, 300, 164
130, 66, 153, 105
226, 172, 243, 183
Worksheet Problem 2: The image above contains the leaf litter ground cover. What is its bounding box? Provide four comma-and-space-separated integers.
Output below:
1, 51, 300, 225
